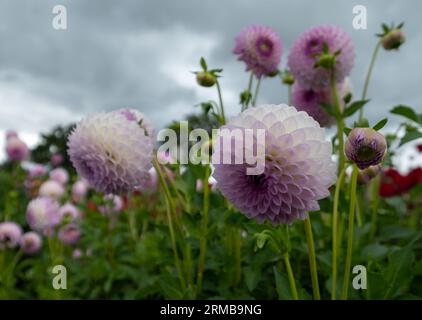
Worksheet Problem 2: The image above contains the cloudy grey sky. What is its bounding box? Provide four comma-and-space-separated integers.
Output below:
0, 0, 421, 167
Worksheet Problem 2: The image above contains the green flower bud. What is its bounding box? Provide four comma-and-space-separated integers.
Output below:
196, 72, 216, 87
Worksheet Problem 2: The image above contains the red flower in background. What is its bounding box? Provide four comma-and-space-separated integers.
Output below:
417, 144, 422, 152
380, 167, 422, 197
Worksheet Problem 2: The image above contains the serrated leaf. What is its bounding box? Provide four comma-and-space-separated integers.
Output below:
390, 105, 421, 124
373, 118, 388, 131
343, 100, 369, 118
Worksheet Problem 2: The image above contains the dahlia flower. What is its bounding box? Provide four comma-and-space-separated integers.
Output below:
58, 203, 81, 222
288, 25, 354, 90
58, 223, 80, 245
5, 130, 18, 140
26, 197, 60, 234
6, 136, 29, 161
19, 232, 42, 254
0, 222, 22, 250
233, 25, 283, 78
292, 79, 351, 127
51, 153, 64, 166
212, 104, 336, 224
345, 128, 387, 169
99, 194, 124, 215
72, 179, 89, 202
38, 180, 65, 199
68, 109, 154, 194
49, 168, 69, 185
382, 29, 405, 50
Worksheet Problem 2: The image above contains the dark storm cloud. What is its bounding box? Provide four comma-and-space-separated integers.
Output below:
0, 0, 421, 139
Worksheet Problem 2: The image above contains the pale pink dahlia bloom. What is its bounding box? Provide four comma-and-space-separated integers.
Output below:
38, 180, 65, 199
68, 110, 154, 194
6, 136, 29, 161
0, 222, 22, 250
288, 25, 354, 90
58, 203, 81, 222
71, 179, 89, 202
58, 223, 81, 245
19, 232, 42, 254
212, 104, 336, 224
49, 168, 69, 185
26, 197, 60, 234
233, 25, 283, 78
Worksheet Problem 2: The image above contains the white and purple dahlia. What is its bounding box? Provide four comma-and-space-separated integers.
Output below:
233, 25, 283, 78
19, 232, 42, 254
49, 168, 69, 185
26, 197, 60, 234
58, 203, 81, 222
211, 104, 336, 224
38, 180, 65, 199
68, 109, 154, 195
288, 25, 354, 90
0, 222, 22, 250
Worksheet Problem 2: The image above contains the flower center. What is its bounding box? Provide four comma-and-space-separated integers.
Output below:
247, 173, 267, 187
357, 145, 376, 161
256, 37, 273, 57
305, 38, 323, 57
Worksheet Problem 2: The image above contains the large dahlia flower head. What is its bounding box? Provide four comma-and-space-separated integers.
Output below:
288, 25, 355, 90
212, 104, 336, 224
233, 25, 283, 78
68, 109, 154, 195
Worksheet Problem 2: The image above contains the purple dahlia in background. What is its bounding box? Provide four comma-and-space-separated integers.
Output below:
292, 78, 352, 127
49, 168, 69, 185
288, 25, 354, 90
68, 109, 154, 194
38, 180, 64, 199
58, 203, 81, 222
233, 25, 283, 78
72, 179, 89, 203
26, 197, 60, 234
212, 104, 336, 224
0, 222, 22, 250
6, 136, 29, 161
345, 128, 387, 169
19, 232, 42, 254
58, 223, 81, 245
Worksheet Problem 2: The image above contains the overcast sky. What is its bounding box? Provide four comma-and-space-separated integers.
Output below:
0, 0, 421, 168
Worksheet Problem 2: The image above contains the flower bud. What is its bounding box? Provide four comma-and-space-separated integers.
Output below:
196, 71, 216, 87
357, 164, 382, 184
345, 128, 387, 169
282, 72, 295, 85
382, 29, 405, 50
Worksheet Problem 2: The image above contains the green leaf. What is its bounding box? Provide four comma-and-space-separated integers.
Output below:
320, 103, 337, 117
344, 127, 352, 135
399, 130, 422, 146
244, 267, 260, 292
343, 100, 369, 118
273, 267, 292, 300
372, 118, 388, 131
390, 105, 421, 124
200, 57, 207, 71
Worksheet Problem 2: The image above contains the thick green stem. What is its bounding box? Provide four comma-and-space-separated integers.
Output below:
330, 70, 346, 174
154, 159, 186, 290
283, 253, 299, 300
216, 80, 226, 125
304, 216, 321, 300
359, 40, 382, 121
341, 165, 359, 299
331, 166, 347, 300
252, 77, 261, 107
196, 165, 211, 296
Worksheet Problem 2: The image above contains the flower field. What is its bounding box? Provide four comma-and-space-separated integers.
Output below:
0, 19, 421, 301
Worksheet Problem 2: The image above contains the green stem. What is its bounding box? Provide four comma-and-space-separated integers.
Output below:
288, 84, 292, 106
252, 77, 261, 107
216, 80, 226, 125
196, 165, 211, 296
359, 40, 382, 121
330, 70, 346, 174
283, 253, 299, 300
370, 174, 381, 240
242, 72, 254, 111
233, 228, 242, 285
304, 216, 321, 300
153, 159, 186, 290
331, 165, 347, 300
341, 165, 359, 299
